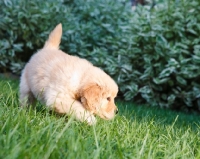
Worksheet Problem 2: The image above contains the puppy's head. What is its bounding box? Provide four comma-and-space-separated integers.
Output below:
80, 83, 118, 120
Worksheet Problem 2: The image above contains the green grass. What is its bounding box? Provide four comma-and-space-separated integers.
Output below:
0, 78, 200, 159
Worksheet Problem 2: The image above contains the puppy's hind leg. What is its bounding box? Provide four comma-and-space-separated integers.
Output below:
19, 73, 36, 107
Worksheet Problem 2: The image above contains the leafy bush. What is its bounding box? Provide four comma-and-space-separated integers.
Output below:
62, 0, 200, 112
0, 0, 70, 74
0, 0, 130, 74
119, 0, 200, 111
1, 0, 200, 112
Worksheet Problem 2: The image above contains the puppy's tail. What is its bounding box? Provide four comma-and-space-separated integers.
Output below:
43, 23, 62, 49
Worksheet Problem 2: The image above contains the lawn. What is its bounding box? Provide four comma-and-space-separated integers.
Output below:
0, 78, 200, 159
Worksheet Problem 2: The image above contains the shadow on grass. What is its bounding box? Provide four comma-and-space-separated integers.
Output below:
117, 100, 200, 131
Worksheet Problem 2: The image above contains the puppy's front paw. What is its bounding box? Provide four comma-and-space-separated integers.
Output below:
74, 110, 96, 125
85, 115, 96, 125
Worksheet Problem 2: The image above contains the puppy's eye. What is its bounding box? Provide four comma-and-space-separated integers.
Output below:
107, 97, 111, 101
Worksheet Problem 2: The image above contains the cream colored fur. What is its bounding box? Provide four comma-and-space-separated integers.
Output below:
19, 24, 118, 125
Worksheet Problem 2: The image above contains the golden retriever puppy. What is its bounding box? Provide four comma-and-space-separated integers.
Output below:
19, 24, 118, 125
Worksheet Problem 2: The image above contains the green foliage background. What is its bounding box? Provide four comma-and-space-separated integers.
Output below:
1, 0, 200, 112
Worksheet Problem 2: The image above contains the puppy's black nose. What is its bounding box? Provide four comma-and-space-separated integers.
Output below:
115, 109, 118, 114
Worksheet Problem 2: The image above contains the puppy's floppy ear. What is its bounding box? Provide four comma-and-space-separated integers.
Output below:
80, 84, 102, 111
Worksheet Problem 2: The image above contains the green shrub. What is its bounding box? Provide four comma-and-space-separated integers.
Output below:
62, 0, 200, 112
1, 0, 200, 112
0, 0, 70, 74
61, 0, 132, 78
119, 0, 200, 111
